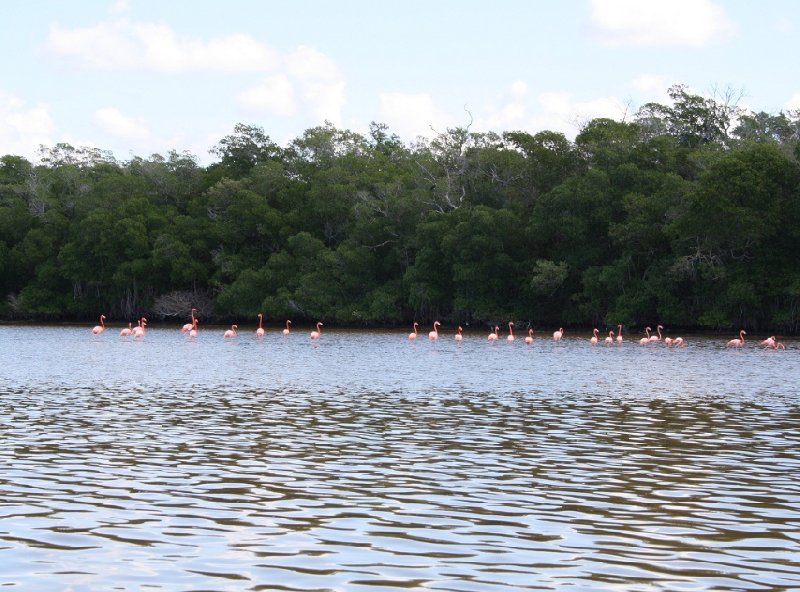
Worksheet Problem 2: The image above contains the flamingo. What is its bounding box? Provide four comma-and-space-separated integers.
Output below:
310, 322, 323, 339
760, 336, 776, 348
639, 327, 652, 345
120, 322, 132, 337
507, 322, 515, 342
455, 325, 463, 342
132, 317, 147, 338
256, 313, 265, 337
224, 324, 238, 338
616, 324, 623, 343
92, 314, 106, 335
590, 328, 599, 345
553, 327, 563, 341
605, 330, 614, 344
408, 322, 419, 340
673, 337, 685, 347
664, 337, 673, 347
649, 324, 663, 342
181, 308, 197, 333
488, 325, 499, 341
282, 320, 292, 335
525, 328, 534, 344
189, 318, 198, 338
428, 321, 440, 341
727, 330, 746, 347
775, 342, 786, 350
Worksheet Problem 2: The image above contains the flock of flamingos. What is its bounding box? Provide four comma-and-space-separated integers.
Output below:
89, 311, 787, 350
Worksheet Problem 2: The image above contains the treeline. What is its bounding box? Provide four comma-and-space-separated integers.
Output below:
1, 85, 800, 332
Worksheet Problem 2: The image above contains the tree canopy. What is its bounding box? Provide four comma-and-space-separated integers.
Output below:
2, 85, 799, 333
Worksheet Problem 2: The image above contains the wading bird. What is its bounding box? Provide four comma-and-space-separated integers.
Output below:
181, 309, 197, 333
256, 314, 265, 337
727, 330, 746, 347
92, 314, 106, 335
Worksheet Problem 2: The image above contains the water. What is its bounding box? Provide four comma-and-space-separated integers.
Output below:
1, 325, 799, 591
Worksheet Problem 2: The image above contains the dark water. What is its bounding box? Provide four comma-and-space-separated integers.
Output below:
1, 325, 799, 591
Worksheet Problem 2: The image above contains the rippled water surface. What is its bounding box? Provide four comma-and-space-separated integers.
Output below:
2, 325, 799, 591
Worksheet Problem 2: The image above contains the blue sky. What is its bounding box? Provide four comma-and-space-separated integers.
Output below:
1, 0, 798, 164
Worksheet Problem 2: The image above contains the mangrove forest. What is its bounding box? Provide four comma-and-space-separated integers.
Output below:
1, 85, 799, 333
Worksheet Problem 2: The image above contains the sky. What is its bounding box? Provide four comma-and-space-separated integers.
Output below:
1, 0, 798, 165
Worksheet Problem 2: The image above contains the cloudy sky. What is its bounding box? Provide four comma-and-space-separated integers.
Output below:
1, 0, 798, 164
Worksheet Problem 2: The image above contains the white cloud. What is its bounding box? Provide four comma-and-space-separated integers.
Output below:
775, 16, 793, 34
476, 82, 629, 139
47, 19, 279, 72
479, 80, 530, 130
787, 94, 800, 110
285, 46, 346, 125
237, 46, 347, 125
631, 74, 671, 95
0, 91, 54, 158
629, 74, 675, 105
109, 0, 129, 16
537, 91, 628, 130
94, 107, 150, 140
379, 92, 453, 140
237, 75, 296, 116
589, 0, 736, 47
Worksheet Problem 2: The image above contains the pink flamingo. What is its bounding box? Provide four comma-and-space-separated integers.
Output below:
256, 313, 265, 337
649, 324, 663, 342
639, 327, 652, 345
507, 322, 515, 342
760, 336, 776, 348
181, 308, 197, 333
282, 320, 291, 335
553, 327, 563, 341
428, 321, 440, 340
455, 325, 463, 342
92, 314, 106, 335
132, 317, 147, 338
223, 324, 238, 338
590, 328, 599, 345
525, 328, 534, 344
488, 325, 499, 341
726, 330, 746, 347
408, 322, 419, 340
664, 337, 673, 347
189, 318, 198, 338
120, 322, 132, 337
310, 322, 323, 339
605, 330, 614, 344
616, 324, 623, 343
673, 337, 685, 347
775, 341, 786, 350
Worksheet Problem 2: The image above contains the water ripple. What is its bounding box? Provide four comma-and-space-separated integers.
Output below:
1, 327, 799, 590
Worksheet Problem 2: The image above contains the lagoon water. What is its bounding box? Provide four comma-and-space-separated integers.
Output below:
1, 324, 799, 591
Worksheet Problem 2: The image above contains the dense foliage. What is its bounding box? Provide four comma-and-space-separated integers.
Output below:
2, 85, 800, 332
